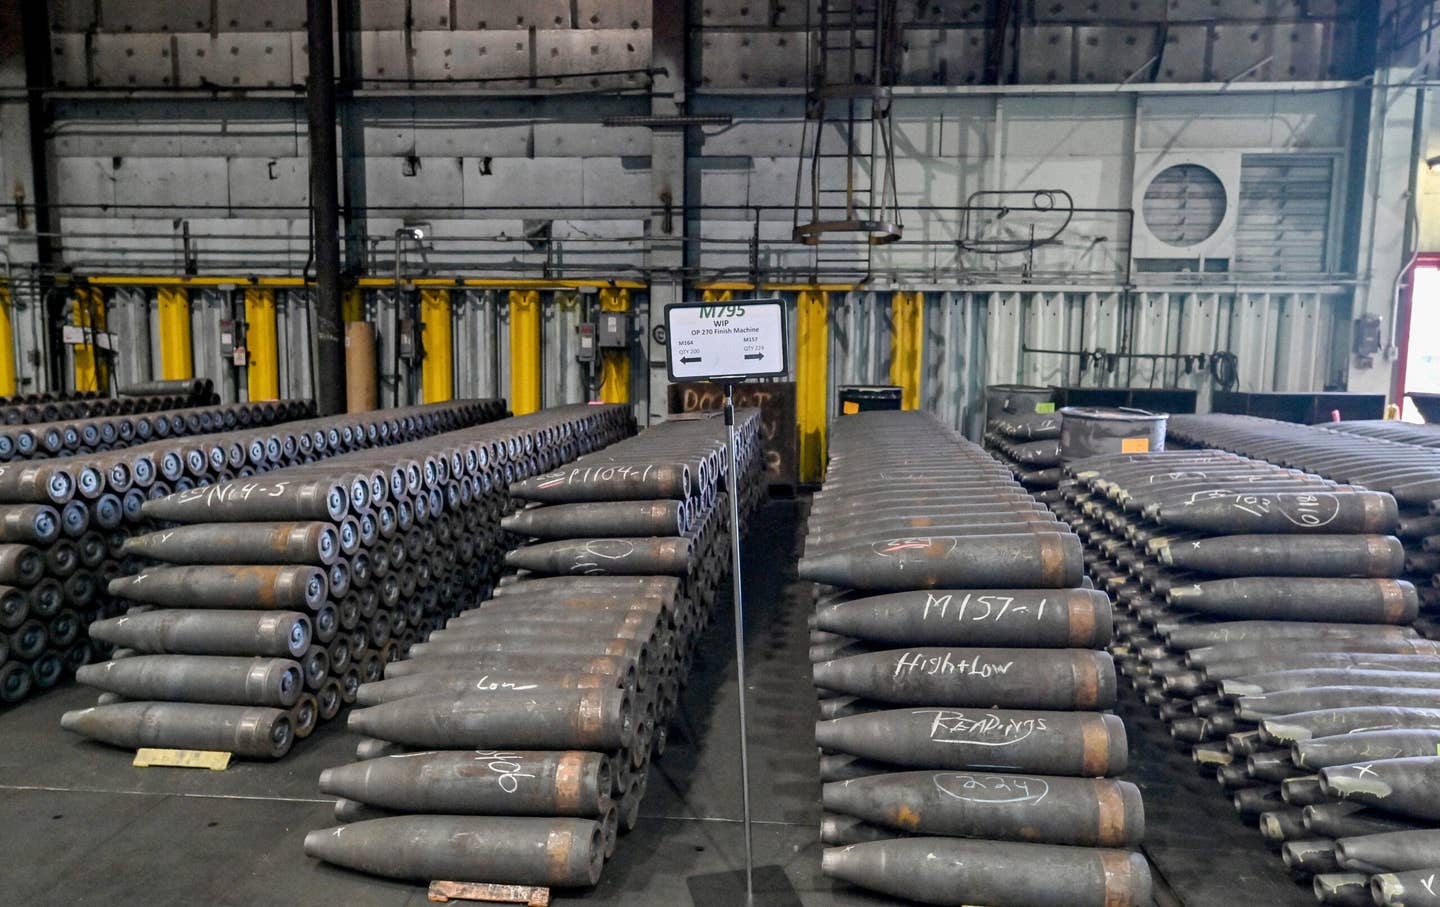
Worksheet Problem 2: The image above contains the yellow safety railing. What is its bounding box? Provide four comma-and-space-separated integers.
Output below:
84, 276, 645, 290
508, 289, 541, 415
420, 288, 453, 404
889, 291, 923, 410
696, 282, 856, 293
598, 288, 630, 404
244, 288, 279, 401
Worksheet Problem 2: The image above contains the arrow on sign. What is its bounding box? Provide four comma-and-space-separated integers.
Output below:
744, 352, 764, 361
680, 356, 701, 364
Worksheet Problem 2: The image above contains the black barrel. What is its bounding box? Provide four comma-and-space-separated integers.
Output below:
839, 385, 903, 415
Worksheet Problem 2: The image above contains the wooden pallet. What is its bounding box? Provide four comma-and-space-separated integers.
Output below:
427, 881, 550, 906
132, 748, 231, 771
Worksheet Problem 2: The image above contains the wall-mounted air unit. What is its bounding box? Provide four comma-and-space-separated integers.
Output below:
1130, 151, 1241, 274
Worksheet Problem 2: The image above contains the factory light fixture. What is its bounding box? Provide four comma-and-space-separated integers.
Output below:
1427, 155, 1440, 173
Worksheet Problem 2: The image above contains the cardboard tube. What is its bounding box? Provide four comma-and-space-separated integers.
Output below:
345, 322, 378, 413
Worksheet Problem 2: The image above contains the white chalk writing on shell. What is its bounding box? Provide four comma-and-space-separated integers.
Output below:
893, 650, 1015, 680
874, 538, 957, 558
1227, 492, 1340, 527
473, 674, 539, 693
469, 751, 537, 794
535, 464, 658, 490
1279, 493, 1339, 527
568, 538, 638, 575
920, 592, 1049, 623
933, 773, 1050, 806
917, 709, 1049, 746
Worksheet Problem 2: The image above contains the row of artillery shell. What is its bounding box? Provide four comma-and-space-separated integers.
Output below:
1061, 439, 1440, 907
60, 404, 635, 758
0, 397, 319, 695
301, 412, 764, 888
806, 411, 1151, 907
3, 399, 508, 705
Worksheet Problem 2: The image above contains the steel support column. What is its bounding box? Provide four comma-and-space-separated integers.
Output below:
306, 0, 346, 415
645, 0, 687, 424
12, 3, 59, 388
336, 0, 369, 279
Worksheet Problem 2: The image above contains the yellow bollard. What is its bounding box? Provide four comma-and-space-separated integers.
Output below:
508, 289, 541, 415
796, 289, 830, 483
72, 287, 109, 393
341, 287, 364, 323
157, 287, 194, 380
0, 285, 16, 396
889, 291, 923, 410
420, 288, 453, 403
244, 288, 279, 401
598, 287, 630, 404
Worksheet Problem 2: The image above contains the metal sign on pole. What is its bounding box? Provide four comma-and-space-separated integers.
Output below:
664, 299, 787, 904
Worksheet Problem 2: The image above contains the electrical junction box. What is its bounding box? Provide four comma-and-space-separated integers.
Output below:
576, 323, 597, 362
597, 312, 629, 349
1353, 314, 1382, 356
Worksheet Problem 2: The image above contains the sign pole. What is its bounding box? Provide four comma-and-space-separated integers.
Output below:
663, 298, 784, 903
724, 381, 755, 904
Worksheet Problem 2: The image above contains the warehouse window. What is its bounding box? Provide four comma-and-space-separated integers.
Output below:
1235, 154, 1334, 275
1141, 163, 1227, 247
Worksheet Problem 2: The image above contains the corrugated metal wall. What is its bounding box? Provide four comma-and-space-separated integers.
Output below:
3, 283, 1346, 434
829, 286, 1347, 438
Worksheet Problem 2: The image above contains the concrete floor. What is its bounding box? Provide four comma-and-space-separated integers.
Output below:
0, 498, 1316, 906
1122, 696, 1318, 907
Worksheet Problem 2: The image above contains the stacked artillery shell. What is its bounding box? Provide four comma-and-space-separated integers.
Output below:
1324, 419, 1440, 449
304, 411, 763, 890
983, 410, 1064, 495
802, 411, 1152, 907
0, 379, 216, 429
1167, 415, 1440, 640
0, 399, 321, 705
1146, 416, 1440, 906
1054, 443, 1440, 905
0, 399, 311, 464
63, 403, 633, 758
